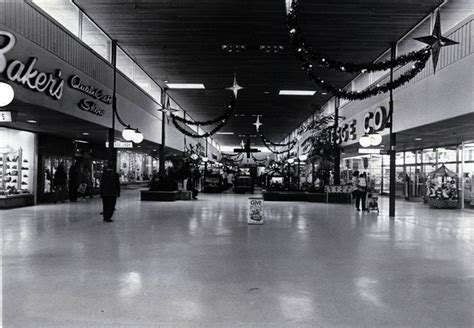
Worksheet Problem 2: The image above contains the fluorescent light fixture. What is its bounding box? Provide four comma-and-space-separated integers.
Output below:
279, 90, 316, 96
216, 132, 234, 135
74, 139, 89, 144
166, 83, 205, 89
82, 132, 90, 136
26, 119, 38, 124
414, 137, 423, 141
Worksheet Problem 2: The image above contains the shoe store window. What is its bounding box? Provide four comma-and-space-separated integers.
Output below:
0, 128, 37, 208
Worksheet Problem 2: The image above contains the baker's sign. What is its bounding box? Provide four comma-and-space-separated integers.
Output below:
0, 31, 64, 100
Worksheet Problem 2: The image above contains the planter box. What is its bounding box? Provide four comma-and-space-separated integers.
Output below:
306, 193, 326, 203
140, 190, 179, 202
327, 193, 352, 203
428, 198, 459, 209
262, 191, 307, 202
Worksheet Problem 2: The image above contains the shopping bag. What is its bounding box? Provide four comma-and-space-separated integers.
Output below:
78, 183, 87, 194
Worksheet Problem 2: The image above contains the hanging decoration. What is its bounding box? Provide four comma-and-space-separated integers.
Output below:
258, 129, 297, 155
170, 74, 243, 138
414, 10, 458, 73
226, 73, 244, 98
286, 0, 441, 100
253, 115, 263, 132
159, 97, 179, 114
251, 153, 268, 164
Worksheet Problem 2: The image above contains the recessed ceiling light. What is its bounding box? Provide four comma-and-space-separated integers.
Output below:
166, 83, 205, 89
82, 132, 90, 136
26, 119, 38, 124
264, 91, 270, 94
216, 132, 234, 135
163, 80, 169, 83
74, 139, 89, 144
321, 92, 328, 95
414, 137, 423, 141
279, 90, 316, 96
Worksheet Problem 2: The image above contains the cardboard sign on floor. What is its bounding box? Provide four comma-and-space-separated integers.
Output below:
248, 197, 264, 225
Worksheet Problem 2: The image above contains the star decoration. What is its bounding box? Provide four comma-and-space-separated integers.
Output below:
414, 10, 458, 74
253, 115, 263, 132
159, 97, 179, 114
226, 73, 244, 98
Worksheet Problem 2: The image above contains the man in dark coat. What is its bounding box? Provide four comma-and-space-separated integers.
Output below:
53, 163, 67, 203
100, 162, 121, 222
68, 162, 79, 202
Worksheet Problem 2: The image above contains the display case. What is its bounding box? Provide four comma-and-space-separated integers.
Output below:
0, 128, 37, 208
0, 148, 31, 197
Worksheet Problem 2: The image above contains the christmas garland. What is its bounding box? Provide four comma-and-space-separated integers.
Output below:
257, 129, 297, 147
260, 133, 297, 155
171, 94, 236, 138
287, 0, 432, 100
251, 154, 268, 163
172, 117, 229, 138
171, 95, 236, 126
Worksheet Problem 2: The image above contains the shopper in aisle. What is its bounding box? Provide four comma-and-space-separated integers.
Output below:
81, 167, 92, 200
68, 161, 79, 202
356, 172, 368, 211
53, 163, 67, 204
100, 162, 121, 222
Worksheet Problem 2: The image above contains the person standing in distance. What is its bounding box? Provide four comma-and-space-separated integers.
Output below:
100, 162, 120, 222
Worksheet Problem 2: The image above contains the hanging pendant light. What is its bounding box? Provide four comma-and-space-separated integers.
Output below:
359, 134, 371, 147
131, 129, 144, 144
369, 132, 382, 146
299, 154, 308, 161
122, 127, 135, 141
0, 82, 14, 107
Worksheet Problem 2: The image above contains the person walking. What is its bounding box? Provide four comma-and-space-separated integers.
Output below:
356, 172, 368, 211
68, 161, 79, 202
81, 167, 92, 200
186, 175, 198, 199
100, 162, 121, 222
53, 163, 67, 203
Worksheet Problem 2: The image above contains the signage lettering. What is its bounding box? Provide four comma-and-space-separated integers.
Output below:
333, 119, 357, 144
4, 57, 64, 100
69, 75, 112, 104
364, 106, 387, 133
0, 111, 13, 122
78, 98, 105, 116
0, 31, 16, 73
105, 141, 133, 148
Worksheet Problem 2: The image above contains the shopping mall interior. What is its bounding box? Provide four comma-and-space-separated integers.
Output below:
1, 0, 473, 327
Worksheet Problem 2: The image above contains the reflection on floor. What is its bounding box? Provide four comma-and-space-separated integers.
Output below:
2, 191, 473, 327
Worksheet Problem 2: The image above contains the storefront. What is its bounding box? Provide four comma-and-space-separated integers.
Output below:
117, 150, 156, 182
0, 127, 37, 208
341, 143, 474, 207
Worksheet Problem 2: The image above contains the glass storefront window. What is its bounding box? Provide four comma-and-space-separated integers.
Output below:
117, 151, 154, 182
117, 46, 134, 80
437, 147, 458, 163
396, 152, 404, 165
422, 149, 437, 164
43, 156, 72, 193
0, 128, 37, 198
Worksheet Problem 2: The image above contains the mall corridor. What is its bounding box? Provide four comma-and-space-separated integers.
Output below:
2, 191, 473, 327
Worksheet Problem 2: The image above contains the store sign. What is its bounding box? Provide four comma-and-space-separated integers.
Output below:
69, 75, 112, 104
68, 75, 112, 117
248, 197, 264, 225
0, 111, 13, 122
333, 119, 357, 144
363, 106, 388, 133
105, 141, 133, 148
0, 31, 64, 100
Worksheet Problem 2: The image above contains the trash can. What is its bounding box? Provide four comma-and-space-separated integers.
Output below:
248, 197, 264, 225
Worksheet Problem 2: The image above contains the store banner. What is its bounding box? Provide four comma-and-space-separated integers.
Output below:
248, 197, 264, 225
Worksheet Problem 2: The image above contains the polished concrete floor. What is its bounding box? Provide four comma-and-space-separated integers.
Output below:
2, 191, 474, 327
